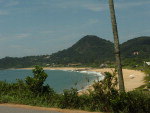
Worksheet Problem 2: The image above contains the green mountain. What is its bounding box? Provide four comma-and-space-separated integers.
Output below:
121, 36, 150, 67
49, 35, 114, 64
0, 35, 150, 69
121, 36, 150, 59
0, 56, 51, 69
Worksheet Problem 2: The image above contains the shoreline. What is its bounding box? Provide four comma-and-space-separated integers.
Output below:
17, 67, 104, 94
17, 67, 145, 92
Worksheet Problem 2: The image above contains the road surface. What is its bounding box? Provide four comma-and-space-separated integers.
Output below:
0, 105, 62, 113
0, 104, 101, 113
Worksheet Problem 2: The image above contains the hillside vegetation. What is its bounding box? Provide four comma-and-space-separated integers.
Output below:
121, 36, 150, 58
121, 36, 150, 67
50, 35, 114, 65
0, 35, 150, 69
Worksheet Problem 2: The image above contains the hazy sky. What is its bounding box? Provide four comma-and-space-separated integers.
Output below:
0, 0, 150, 58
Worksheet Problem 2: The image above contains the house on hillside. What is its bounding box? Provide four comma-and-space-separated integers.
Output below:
144, 61, 150, 67
100, 63, 108, 68
46, 64, 50, 67
133, 51, 139, 55
68, 63, 81, 67
44, 56, 50, 59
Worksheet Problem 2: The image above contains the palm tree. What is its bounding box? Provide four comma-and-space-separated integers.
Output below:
108, 0, 125, 92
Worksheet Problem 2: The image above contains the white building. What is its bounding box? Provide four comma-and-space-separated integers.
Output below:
146, 62, 150, 66
144, 61, 150, 66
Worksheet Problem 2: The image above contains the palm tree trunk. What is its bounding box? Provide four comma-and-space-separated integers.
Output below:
108, 0, 125, 92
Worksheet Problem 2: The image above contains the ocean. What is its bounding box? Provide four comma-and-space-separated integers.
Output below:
0, 69, 103, 93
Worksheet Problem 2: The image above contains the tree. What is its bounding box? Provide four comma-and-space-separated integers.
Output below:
25, 66, 48, 93
108, 0, 125, 92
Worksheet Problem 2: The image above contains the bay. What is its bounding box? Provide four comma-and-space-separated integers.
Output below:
0, 69, 101, 93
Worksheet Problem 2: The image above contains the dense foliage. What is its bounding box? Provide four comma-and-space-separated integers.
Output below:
50, 35, 114, 65
0, 66, 150, 113
25, 66, 51, 94
138, 67, 150, 90
0, 35, 150, 69
121, 36, 150, 68
0, 55, 51, 69
121, 36, 150, 59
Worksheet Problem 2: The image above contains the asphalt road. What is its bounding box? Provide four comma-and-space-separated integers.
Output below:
0, 104, 101, 113
0, 105, 62, 113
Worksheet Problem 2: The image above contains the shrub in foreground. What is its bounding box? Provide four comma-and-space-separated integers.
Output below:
110, 91, 150, 113
58, 88, 79, 109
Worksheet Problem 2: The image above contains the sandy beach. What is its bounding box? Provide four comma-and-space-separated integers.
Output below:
20, 67, 145, 91
91, 68, 145, 91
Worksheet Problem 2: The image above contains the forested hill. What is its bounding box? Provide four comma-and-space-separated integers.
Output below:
49, 35, 114, 64
121, 36, 150, 59
0, 56, 50, 69
0, 35, 150, 69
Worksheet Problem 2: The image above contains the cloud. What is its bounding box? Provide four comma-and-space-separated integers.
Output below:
83, 0, 150, 12
82, 3, 108, 12
1, 0, 150, 15
115, 1, 150, 9
87, 19, 100, 25
10, 45, 24, 49
126, 29, 150, 38
0, 33, 30, 42
0, 34, 6, 41
0, 0, 19, 7
52, 0, 150, 12
5, 0, 19, 7
15, 33, 30, 39
9, 44, 37, 55
0, 0, 19, 15
0, 0, 4, 3
39, 0, 107, 12
40, 30, 55, 34
0, 10, 9, 15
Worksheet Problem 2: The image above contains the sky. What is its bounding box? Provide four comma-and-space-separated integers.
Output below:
0, 0, 150, 58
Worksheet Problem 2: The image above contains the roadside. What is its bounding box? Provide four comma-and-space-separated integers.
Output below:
0, 104, 102, 113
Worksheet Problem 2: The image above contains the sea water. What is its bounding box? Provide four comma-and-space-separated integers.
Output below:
0, 69, 103, 93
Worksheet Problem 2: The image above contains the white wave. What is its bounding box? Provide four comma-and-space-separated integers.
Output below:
78, 70, 104, 81
47, 69, 104, 81
45, 69, 56, 71
79, 71, 102, 76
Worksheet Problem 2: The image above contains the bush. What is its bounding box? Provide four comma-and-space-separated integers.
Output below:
25, 66, 48, 94
110, 91, 150, 113
58, 88, 79, 109
144, 68, 150, 89
89, 71, 118, 112
87, 71, 150, 113
0, 66, 56, 106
